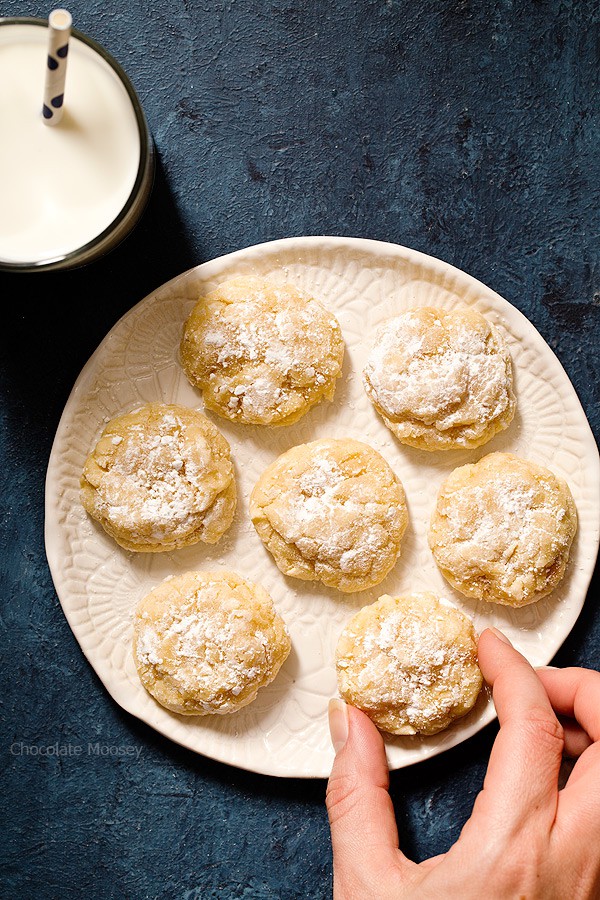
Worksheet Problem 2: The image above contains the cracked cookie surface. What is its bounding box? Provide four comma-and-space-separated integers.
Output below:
181, 275, 344, 426
363, 306, 515, 450
133, 570, 291, 715
80, 403, 236, 552
429, 452, 577, 606
336, 592, 483, 735
250, 438, 408, 593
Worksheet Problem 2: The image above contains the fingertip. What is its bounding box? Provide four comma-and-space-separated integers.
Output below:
479, 626, 513, 649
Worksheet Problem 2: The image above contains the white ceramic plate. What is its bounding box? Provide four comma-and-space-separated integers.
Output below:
45, 237, 600, 778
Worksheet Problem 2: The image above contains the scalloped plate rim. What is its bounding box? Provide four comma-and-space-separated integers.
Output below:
44, 235, 600, 778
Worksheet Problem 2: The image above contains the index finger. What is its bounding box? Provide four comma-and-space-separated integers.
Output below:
472, 629, 563, 834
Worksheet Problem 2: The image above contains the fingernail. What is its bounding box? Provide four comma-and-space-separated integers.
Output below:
536, 665, 559, 670
487, 627, 513, 646
328, 698, 349, 754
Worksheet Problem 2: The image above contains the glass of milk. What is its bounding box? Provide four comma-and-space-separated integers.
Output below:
0, 17, 155, 271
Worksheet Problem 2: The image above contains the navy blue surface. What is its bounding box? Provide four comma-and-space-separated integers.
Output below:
1, 2, 599, 898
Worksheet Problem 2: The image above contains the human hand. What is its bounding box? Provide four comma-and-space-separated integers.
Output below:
326, 628, 600, 899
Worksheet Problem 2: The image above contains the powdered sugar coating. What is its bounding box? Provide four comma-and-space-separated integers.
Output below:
250, 438, 408, 593
80, 403, 236, 552
336, 592, 482, 735
363, 306, 515, 450
429, 452, 578, 606
133, 570, 291, 715
180, 276, 344, 426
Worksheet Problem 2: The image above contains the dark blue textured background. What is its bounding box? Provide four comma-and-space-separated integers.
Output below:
1, 2, 599, 898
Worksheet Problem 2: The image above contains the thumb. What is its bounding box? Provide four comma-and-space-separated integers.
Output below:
326, 700, 415, 897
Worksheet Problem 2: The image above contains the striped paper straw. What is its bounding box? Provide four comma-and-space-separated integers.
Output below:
43, 9, 72, 126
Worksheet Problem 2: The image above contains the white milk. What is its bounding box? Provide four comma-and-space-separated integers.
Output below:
0, 23, 141, 265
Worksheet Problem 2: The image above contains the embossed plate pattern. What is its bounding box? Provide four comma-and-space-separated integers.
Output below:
45, 237, 600, 778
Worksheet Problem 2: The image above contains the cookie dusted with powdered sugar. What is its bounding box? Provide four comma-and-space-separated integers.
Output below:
80, 403, 236, 552
133, 571, 291, 715
363, 306, 516, 450
429, 453, 577, 607
336, 592, 482, 736
249, 438, 408, 593
180, 276, 344, 426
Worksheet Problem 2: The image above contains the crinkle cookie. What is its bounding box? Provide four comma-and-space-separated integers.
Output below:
80, 403, 236, 552
336, 592, 482, 735
133, 570, 291, 715
249, 438, 408, 593
363, 306, 516, 450
180, 276, 344, 426
429, 452, 577, 607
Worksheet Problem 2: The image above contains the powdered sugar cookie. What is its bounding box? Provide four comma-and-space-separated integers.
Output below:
429, 452, 577, 606
363, 306, 516, 450
249, 438, 408, 593
81, 403, 236, 552
336, 592, 482, 736
180, 276, 344, 426
133, 570, 291, 715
